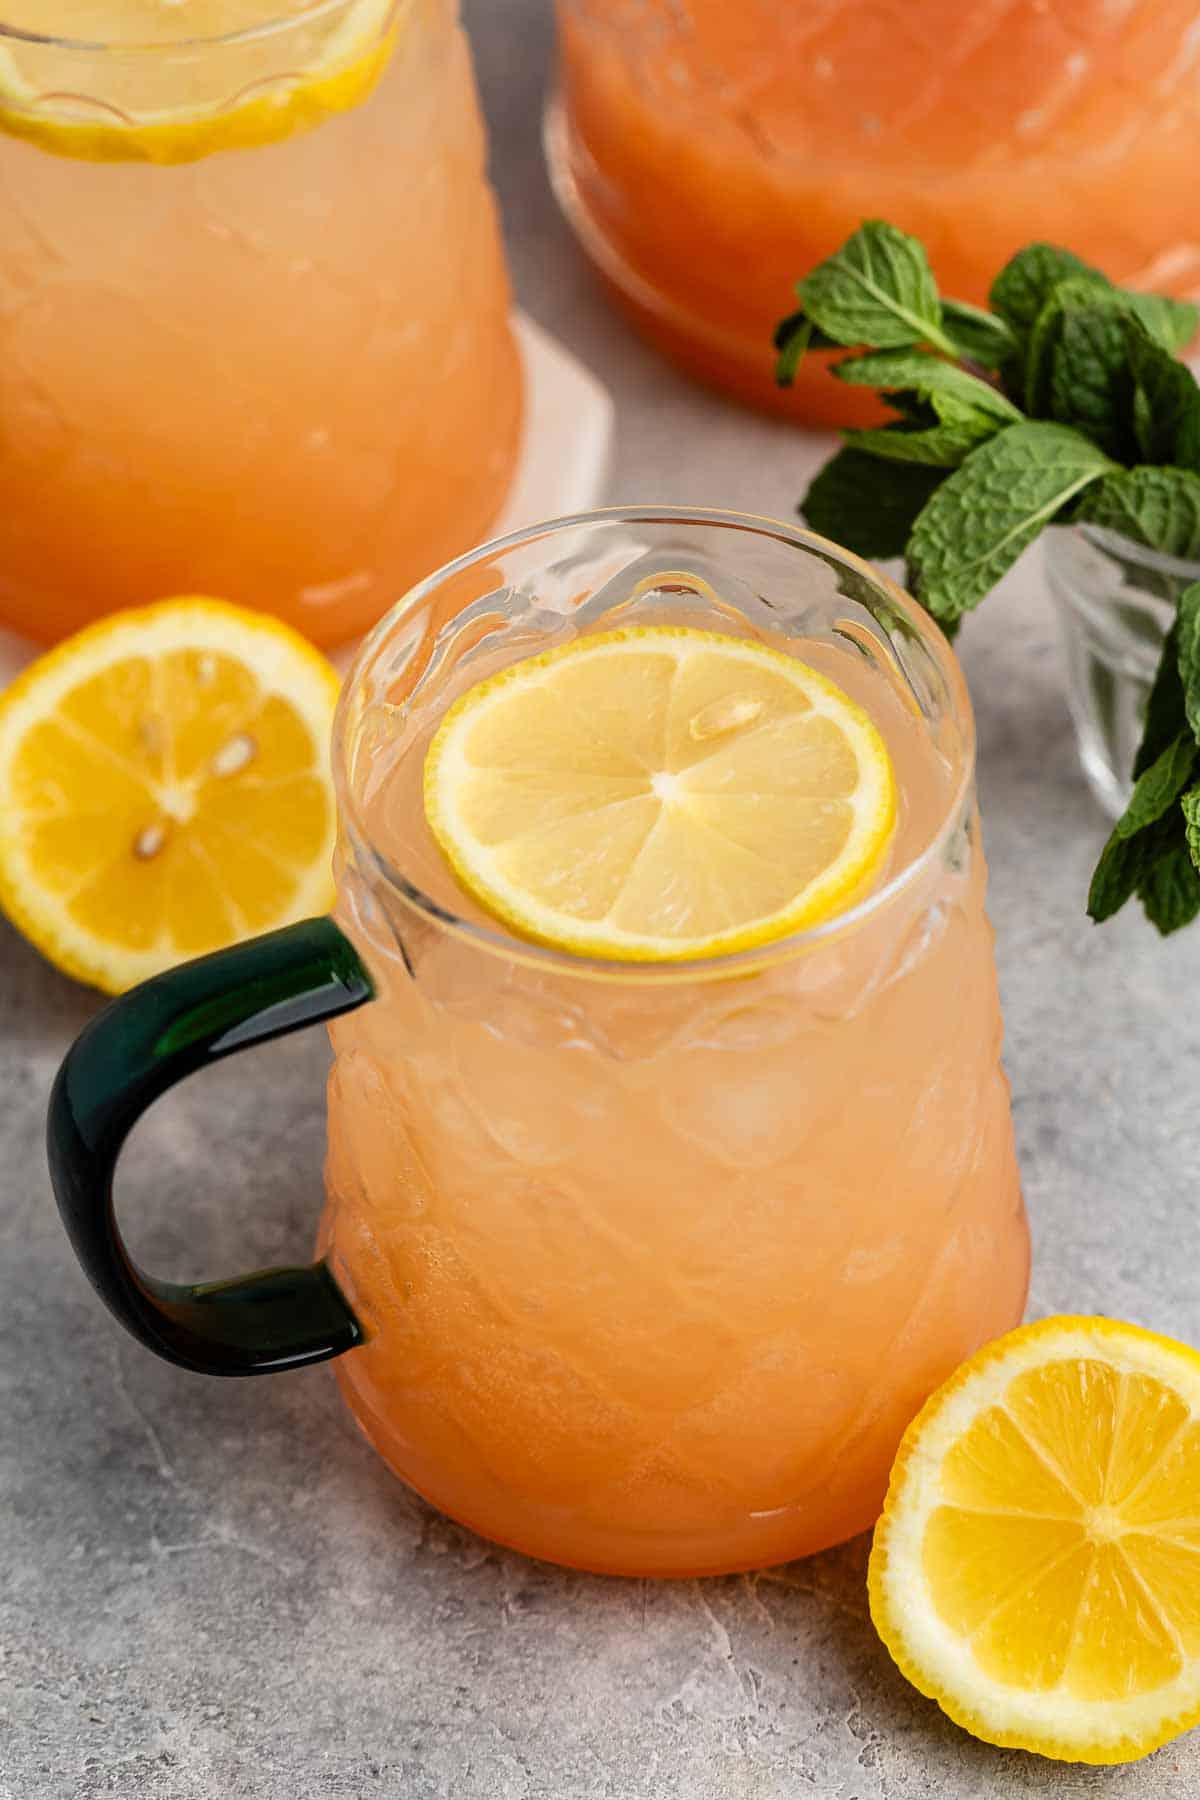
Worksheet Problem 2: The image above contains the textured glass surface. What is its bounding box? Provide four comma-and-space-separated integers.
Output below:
319, 512, 1029, 1576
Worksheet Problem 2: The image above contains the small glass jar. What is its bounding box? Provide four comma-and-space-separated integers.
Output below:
1044, 525, 1191, 819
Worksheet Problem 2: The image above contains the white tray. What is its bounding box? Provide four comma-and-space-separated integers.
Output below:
0, 311, 613, 687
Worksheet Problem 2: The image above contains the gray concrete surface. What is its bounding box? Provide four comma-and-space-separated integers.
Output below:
5, 2, 1200, 1794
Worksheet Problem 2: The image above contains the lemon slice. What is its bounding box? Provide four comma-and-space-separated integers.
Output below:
423, 626, 896, 962
0, 597, 339, 993
0, 0, 402, 165
870, 1315, 1200, 1766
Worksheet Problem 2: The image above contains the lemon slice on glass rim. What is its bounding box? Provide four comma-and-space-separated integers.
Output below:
871, 1315, 1200, 1766
0, 597, 340, 993
423, 625, 897, 962
0, 0, 404, 165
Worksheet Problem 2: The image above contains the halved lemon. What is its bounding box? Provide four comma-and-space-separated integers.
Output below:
870, 1315, 1200, 1765
423, 626, 896, 962
0, 597, 339, 993
0, 0, 402, 165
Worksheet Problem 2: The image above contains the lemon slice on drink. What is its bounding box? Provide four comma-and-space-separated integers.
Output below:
0, 0, 401, 165
870, 1315, 1200, 1766
0, 597, 339, 993
423, 626, 896, 962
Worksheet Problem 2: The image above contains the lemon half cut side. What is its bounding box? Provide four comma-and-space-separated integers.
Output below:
0, 596, 340, 993
870, 1315, 1200, 1766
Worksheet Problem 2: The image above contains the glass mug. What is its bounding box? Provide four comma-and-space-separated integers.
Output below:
547, 0, 1200, 424
48, 509, 1029, 1578
0, 0, 522, 648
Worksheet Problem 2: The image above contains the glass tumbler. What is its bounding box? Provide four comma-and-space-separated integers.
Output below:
0, 0, 522, 648
1044, 525, 1192, 819
48, 509, 1029, 1578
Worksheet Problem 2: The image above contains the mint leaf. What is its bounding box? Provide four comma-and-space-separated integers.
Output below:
834, 349, 1023, 421
844, 393, 1000, 469
796, 221, 954, 353
1123, 291, 1200, 355
1021, 282, 1200, 433
1048, 303, 1135, 457
1183, 786, 1200, 873
1134, 623, 1186, 779
801, 448, 944, 561
1089, 816, 1174, 923
937, 297, 1017, 366
1114, 733, 1198, 838
1126, 326, 1200, 468
774, 313, 811, 388
1138, 842, 1200, 935
1074, 466, 1200, 560
908, 423, 1115, 621
1023, 276, 1114, 414
1088, 731, 1196, 922
773, 307, 840, 353
1024, 281, 1195, 424
773, 309, 840, 386
1177, 580, 1200, 740
989, 243, 1104, 339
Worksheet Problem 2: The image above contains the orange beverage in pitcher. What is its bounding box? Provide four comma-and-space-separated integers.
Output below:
548, 1, 1200, 423
0, 1, 522, 647
321, 510, 1029, 1576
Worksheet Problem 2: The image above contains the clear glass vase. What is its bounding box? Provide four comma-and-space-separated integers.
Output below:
1044, 524, 1192, 819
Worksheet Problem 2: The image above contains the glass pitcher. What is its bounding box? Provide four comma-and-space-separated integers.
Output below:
48, 509, 1029, 1577
0, 0, 522, 648
547, 0, 1200, 423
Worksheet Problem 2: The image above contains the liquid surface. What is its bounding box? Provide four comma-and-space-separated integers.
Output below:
553, 0, 1200, 421
0, 0, 522, 646
320, 591, 1028, 1575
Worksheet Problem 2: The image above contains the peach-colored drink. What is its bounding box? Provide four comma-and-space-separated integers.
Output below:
549, 0, 1200, 422
0, 0, 521, 647
321, 511, 1029, 1576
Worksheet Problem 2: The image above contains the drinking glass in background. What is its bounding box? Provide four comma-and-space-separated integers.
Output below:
546, 1, 1200, 423
0, 1, 523, 649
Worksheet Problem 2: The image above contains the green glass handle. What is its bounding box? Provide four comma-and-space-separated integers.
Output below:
46, 916, 374, 1377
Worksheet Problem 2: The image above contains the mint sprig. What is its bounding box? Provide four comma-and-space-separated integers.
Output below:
774, 224, 1200, 934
